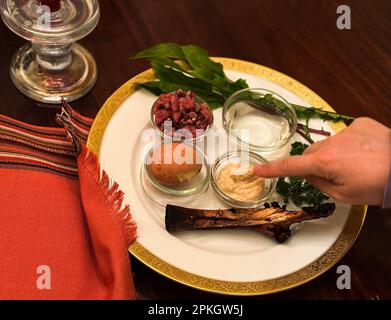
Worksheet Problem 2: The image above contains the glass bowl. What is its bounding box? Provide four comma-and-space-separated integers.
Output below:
210, 151, 277, 209
140, 141, 210, 207
223, 88, 297, 153
150, 91, 214, 143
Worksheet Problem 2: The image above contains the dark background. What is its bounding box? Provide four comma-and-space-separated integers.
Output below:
1, 0, 390, 299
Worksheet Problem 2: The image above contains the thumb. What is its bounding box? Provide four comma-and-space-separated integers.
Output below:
254, 155, 316, 178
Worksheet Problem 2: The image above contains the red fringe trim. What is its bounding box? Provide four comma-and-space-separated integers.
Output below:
81, 146, 137, 248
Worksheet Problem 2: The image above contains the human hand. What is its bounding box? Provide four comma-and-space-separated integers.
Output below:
254, 118, 391, 205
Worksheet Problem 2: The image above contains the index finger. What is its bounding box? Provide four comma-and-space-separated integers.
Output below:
253, 154, 316, 178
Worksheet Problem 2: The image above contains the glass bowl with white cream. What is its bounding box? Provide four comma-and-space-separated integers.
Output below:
211, 151, 277, 208
223, 88, 297, 153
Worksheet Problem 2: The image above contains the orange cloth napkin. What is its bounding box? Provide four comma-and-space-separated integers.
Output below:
0, 103, 137, 299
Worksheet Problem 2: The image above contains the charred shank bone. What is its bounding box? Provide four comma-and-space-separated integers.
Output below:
165, 202, 336, 243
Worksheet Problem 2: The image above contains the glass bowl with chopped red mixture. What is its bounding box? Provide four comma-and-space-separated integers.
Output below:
150, 90, 214, 142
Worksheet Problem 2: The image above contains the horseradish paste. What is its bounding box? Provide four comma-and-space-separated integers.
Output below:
217, 163, 265, 202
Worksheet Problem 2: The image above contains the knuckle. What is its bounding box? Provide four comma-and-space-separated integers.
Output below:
315, 151, 336, 168
278, 158, 290, 174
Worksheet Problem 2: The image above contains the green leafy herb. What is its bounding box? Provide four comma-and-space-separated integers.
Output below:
290, 141, 309, 155
132, 43, 248, 109
133, 42, 186, 60
258, 93, 354, 126
277, 177, 329, 207
132, 42, 354, 125
276, 142, 329, 206
292, 103, 354, 125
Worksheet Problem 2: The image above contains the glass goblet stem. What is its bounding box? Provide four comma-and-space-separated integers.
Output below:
32, 43, 73, 70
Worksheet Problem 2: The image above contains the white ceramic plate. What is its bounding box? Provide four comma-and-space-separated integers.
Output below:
88, 58, 366, 295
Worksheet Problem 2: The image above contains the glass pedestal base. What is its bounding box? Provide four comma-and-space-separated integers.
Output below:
10, 43, 97, 104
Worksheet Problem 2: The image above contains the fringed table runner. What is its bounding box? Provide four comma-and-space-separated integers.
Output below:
0, 103, 137, 299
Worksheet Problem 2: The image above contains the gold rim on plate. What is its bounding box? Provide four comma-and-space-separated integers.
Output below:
87, 58, 367, 296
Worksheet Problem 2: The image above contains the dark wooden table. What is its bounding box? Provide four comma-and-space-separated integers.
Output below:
1, 0, 390, 299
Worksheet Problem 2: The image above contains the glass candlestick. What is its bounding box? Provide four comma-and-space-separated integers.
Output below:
0, 0, 100, 103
